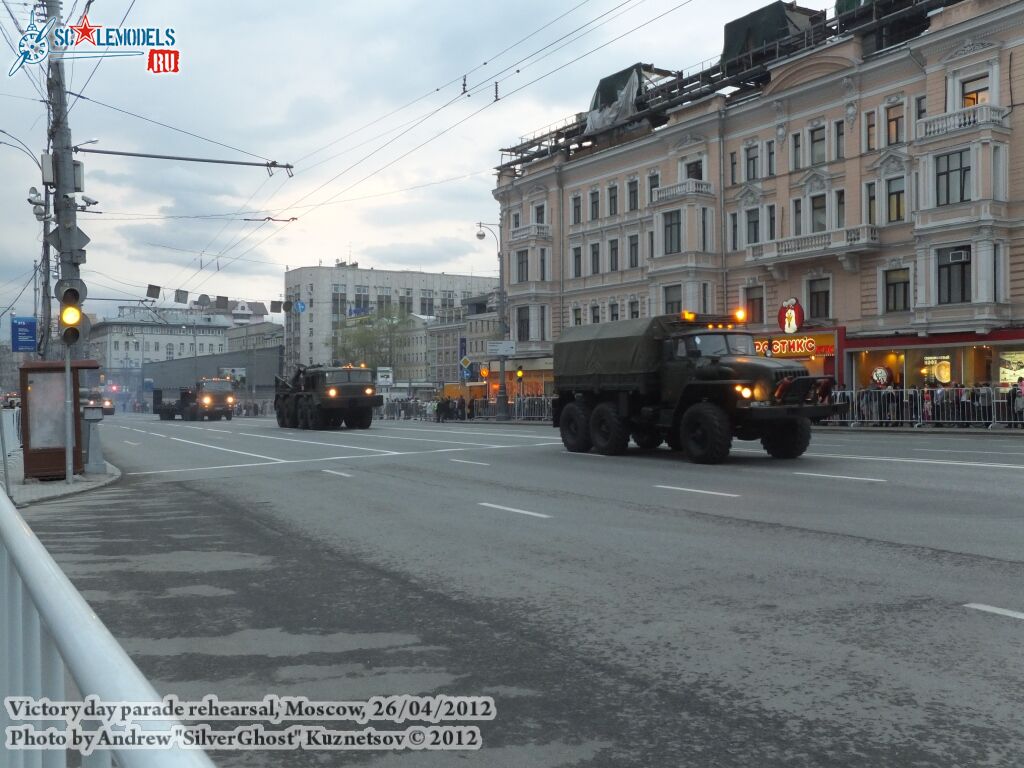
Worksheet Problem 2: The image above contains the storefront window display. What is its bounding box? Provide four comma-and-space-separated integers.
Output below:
852, 346, 1006, 388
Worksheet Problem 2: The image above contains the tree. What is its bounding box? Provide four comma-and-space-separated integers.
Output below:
328, 306, 412, 368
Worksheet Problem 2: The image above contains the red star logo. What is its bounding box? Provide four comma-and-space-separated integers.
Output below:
68, 14, 102, 46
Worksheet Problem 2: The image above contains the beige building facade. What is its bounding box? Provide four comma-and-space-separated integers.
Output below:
493, 0, 1024, 390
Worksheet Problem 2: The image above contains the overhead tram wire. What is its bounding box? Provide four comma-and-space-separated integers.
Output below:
67, 0, 136, 114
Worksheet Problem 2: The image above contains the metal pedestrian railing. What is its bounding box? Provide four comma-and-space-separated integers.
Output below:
824, 387, 1024, 429
1, 490, 216, 767
470, 398, 553, 422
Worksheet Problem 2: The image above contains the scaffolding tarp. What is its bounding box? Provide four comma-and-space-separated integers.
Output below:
583, 63, 643, 136
721, 1, 819, 67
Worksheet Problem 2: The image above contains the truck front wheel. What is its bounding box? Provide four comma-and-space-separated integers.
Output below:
559, 402, 593, 453
346, 408, 373, 429
761, 417, 811, 459
590, 402, 629, 455
632, 427, 663, 451
680, 403, 732, 464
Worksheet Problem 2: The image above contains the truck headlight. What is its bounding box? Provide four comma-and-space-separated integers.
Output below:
364, 387, 374, 395
328, 387, 337, 397
227, 395, 235, 404
733, 384, 753, 399
202, 395, 212, 405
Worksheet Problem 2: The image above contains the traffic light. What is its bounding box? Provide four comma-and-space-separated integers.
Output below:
516, 366, 524, 380
479, 366, 489, 379
55, 278, 89, 345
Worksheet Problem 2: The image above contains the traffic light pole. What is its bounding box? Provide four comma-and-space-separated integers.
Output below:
64, 345, 73, 484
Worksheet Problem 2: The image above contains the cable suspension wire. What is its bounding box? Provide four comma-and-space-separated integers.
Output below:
66, 0, 136, 113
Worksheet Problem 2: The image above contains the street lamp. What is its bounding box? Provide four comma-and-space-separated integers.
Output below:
475, 222, 509, 420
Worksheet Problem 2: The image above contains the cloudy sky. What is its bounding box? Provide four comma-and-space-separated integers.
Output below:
0, 0, 833, 328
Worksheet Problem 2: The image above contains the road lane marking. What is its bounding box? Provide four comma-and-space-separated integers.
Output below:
731, 447, 1024, 470
964, 603, 1024, 622
450, 459, 490, 466
236, 432, 398, 453
478, 502, 550, 519
338, 432, 505, 448
166, 435, 284, 462
377, 426, 552, 440
655, 485, 740, 498
123, 440, 140, 446
322, 469, 352, 478
146, 432, 169, 438
793, 472, 886, 483
128, 461, 281, 476
913, 447, 1024, 456
206, 429, 231, 434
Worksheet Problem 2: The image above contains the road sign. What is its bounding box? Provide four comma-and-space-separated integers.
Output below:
46, 225, 90, 253
11, 316, 36, 352
377, 366, 394, 386
460, 356, 471, 369
294, 300, 306, 313
486, 340, 516, 357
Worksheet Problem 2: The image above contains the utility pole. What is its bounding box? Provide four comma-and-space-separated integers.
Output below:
45, 0, 88, 482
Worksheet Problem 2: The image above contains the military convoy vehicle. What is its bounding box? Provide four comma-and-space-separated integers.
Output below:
154, 378, 236, 421
274, 364, 384, 430
552, 312, 834, 463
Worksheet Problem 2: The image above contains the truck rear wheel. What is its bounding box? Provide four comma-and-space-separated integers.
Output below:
761, 417, 812, 459
590, 402, 629, 455
631, 428, 663, 451
297, 400, 309, 430
680, 403, 732, 464
275, 404, 286, 427
559, 402, 593, 453
310, 405, 327, 430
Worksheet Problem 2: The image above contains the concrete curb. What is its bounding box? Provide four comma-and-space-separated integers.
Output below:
814, 425, 1024, 438
14, 461, 122, 508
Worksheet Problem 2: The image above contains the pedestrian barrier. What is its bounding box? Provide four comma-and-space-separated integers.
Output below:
0, 490, 216, 768
825, 387, 1024, 429
1, 407, 21, 453
469, 398, 553, 421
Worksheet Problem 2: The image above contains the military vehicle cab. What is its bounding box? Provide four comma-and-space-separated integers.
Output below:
154, 377, 236, 421
552, 311, 834, 463
274, 364, 384, 430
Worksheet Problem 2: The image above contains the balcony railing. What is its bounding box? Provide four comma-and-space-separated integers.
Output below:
653, 178, 713, 203
748, 225, 879, 261
916, 104, 1008, 139
509, 224, 552, 241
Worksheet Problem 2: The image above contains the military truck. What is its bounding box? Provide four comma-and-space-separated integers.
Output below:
154, 378, 236, 421
552, 312, 834, 463
274, 364, 384, 430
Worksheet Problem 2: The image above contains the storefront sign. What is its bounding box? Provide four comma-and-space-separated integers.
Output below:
778, 298, 804, 334
755, 333, 835, 358
923, 354, 952, 384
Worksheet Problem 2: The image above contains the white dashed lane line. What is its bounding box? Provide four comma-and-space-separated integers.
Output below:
793, 471, 886, 483
964, 603, 1024, 622
322, 469, 353, 478
478, 502, 550, 520
450, 459, 490, 466
655, 485, 740, 498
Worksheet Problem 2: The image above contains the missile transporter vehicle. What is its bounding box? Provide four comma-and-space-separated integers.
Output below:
155, 378, 236, 421
552, 313, 835, 463
274, 364, 384, 430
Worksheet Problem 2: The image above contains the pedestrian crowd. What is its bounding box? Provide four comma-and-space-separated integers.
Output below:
831, 378, 1024, 428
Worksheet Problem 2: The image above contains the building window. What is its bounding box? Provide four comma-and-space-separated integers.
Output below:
591, 305, 600, 324
608, 185, 618, 215
793, 199, 803, 236
792, 133, 802, 170
766, 140, 775, 176
590, 190, 600, 220
886, 177, 905, 223
729, 212, 738, 250
936, 149, 971, 206
700, 282, 710, 314
700, 207, 710, 251
648, 173, 660, 203
628, 234, 639, 268
590, 242, 600, 274
609, 239, 619, 271
685, 159, 703, 180
573, 247, 582, 277
629, 300, 639, 319
517, 306, 530, 341
811, 194, 827, 233
730, 152, 737, 185
865, 182, 877, 225
767, 205, 776, 240
834, 121, 845, 159
961, 74, 989, 107
664, 210, 682, 254
745, 146, 758, 180
865, 111, 876, 151
572, 196, 581, 224
113, 340, 119, 351
745, 208, 760, 245
886, 105, 904, 145
539, 306, 547, 340
835, 190, 845, 228
534, 204, 545, 224
938, 247, 971, 304
810, 126, 825, 165
539, 248, 547, 281
664, 285, 682, 314
420, 297, 434, 315
573, 308, 582, 326
627, 180, 638, 211
915, 95, 927, 120
808, 278, 830, 319
745, 286, 764, 324
609, 303, 619, 322
649, 231, 654, 260
512, 212, 520, 229
516, 249, 529, 282
885, 268, 910, 312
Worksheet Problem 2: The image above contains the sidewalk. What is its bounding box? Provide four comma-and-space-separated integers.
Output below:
0, 448, 121, 508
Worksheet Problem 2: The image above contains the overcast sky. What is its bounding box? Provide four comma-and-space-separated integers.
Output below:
0, 0, 833, 326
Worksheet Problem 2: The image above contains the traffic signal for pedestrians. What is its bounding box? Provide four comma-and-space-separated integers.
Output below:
55, 277, 89, 345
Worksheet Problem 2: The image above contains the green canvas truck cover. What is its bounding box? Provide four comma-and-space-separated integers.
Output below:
554, 316, 677, 377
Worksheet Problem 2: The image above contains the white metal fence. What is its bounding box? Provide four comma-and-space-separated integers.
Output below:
824, 387, 1024, 428
1, 490, 216, 768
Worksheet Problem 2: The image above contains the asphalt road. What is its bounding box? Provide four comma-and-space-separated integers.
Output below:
20, 414, 1024, 767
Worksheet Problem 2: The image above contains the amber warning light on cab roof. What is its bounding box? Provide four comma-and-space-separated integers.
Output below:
677, 309, 747, 328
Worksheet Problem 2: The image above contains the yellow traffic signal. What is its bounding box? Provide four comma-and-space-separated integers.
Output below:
479, 366, 489, 379
516, 366, 524, 379
55, 278, 88, 345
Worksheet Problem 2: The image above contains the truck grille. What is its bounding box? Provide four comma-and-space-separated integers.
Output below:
773, 368, 806, 384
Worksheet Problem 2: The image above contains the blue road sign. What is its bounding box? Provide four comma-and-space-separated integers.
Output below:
11, 316, 36, 352
294, 300, 306, 313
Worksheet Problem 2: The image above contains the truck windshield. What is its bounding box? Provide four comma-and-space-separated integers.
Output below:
324, 370, 373, 384
201, 381, 233, 392
680, 334, 756, 357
